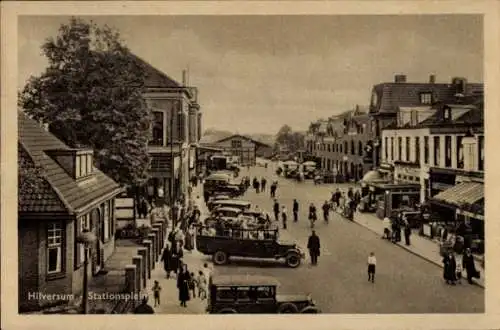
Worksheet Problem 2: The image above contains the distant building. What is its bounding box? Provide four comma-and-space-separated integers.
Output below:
135, 55, 202, 204
208, 134, 273, 166
18, 112, 123, 312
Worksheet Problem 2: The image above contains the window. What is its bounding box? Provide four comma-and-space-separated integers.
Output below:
358, 141, 363, 156
445, 136, 452, 167
231, 140, 242, 148
339, 143, 343, 154
47, 222, 63, 274
216, 287, 234, 302
420, 92, 432, 104
478, 135, 484, 171
398, 137, 402, 161
434, 136, 440, 166
328, 144, 331, 152
103, 201, 110, 241
177, 111, 185, 142
424, 136, 429, 164
405, 137, 410, 161
86, 154, 92, 174
255, 286, 275, 301
350, 141, 355, 155
390, 137, 394, 161
75, 155, 81, 178
75, 214, 90, 268
415, 137, 420, 163
151, 111, 164, 146
344, 142, 348, 154
456, 136, 464, 169
384, 137, 388, 161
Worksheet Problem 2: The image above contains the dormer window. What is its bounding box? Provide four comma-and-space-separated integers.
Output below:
75, 151, 94, 179
420, 92, 433, 105
444, 107, 451, 120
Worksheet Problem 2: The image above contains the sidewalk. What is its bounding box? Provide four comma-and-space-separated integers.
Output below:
352, 210, 485, 288
142, 184, 213, 314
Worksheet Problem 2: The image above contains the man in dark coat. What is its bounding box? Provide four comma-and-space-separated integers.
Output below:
134, 296, 155, 314
261, 177, 267, 192
273, 200, 280, 222
462, 248, 479, 284
307, 230, 321, 265
292, 199, 299, 222
161, 245, 173, 279
442, 252, 457, 285
322, 201, 330, 223
177, 264, 191, 307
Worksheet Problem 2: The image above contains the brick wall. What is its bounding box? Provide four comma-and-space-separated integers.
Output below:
18, 219, 40, 311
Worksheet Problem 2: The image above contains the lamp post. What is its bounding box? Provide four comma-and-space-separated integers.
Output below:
77, 230, 97, 314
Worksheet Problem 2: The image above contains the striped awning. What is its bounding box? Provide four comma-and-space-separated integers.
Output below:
433, 182, 484, 206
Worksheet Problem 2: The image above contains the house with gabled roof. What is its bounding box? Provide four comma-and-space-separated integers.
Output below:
18, 111, 124, 312
132, 54, 202, 205
208, 134, 273, 166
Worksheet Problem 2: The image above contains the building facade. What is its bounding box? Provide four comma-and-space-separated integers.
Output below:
18, 112, 123, 312
305, 107, 374, 181
210, 134, 273, 166
369, 74, 483, 170
137, 55, 202, 205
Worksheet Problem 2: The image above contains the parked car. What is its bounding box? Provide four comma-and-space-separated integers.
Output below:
210, 206, 243, 220
207, 275, 320, 314
207, 195, 232, 211
211, 199, 252, 212
196, 227, 304, 268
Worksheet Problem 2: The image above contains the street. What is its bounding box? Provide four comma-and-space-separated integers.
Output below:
203, 162, 484, 313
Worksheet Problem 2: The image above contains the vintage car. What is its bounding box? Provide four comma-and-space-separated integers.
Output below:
196, 227, 304, 268
204, 172, 241, 197
207, 195, 232, 211
207, 275, 320, 314
211, 184, 242, 197
210, 206, 243, 220
211, 199, 252, 213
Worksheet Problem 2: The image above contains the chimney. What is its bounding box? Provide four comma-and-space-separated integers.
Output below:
429, 74, 436, 84
182, 70, 188, 87
394, 74, 407, 83
451, 77, 467, 94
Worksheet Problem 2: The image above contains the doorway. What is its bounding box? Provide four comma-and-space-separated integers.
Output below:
90, 208, 102, 275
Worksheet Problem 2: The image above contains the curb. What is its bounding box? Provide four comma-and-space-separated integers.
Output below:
350, 217, 485, 289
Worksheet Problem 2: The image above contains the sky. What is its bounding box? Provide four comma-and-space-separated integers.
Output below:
18, 15, 483, 134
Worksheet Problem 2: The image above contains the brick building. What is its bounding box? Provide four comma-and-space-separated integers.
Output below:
18, 112, 124, 312
305, 106, 374, 181
136, 55, 202, 204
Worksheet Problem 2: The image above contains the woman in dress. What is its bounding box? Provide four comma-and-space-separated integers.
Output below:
177, 264, 192, 307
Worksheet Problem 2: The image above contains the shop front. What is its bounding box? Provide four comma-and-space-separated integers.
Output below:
368, 182, 421, 219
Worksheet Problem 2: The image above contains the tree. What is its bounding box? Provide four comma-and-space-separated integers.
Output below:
275, 125, 305, 153
19, 18, 152, 188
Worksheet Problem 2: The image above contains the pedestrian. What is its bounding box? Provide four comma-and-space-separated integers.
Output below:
188, 272, 197, 298
184, 224, 195, 252
322, 200, 330, 223
133, 296, 155, 314
203, 262, 213, 285
308, 203, 317, 228
171, 241, 184, 275
177, 264, 192, 307
281, 206, 288, 229
404, 223, 411, 246
175, 226, 185, 249
367, 252, 376, 283
382, 216, 391, 240
293, 199, 299, 222
161, 243, 174, 279
456, 262, 463, 284
261, 177, 267, 192
197, 270, 208, 300
307, 230, 321, 265
152, 280, 162, 307
273, 199, 280, 222
462, 248, 480, 284
442, 252, 457, 285
347, 187, 354, 200
253, 177, 259, 193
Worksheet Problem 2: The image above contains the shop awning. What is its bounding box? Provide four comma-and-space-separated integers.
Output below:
433, 182, 484, 206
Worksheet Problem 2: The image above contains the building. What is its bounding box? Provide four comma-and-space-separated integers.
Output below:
380, 92, 484, 233
305, 106, 374, 181
18, 112, 124, 312
208, 134, 273, 166
136, 55, 202, 204
368, 74, 484, 169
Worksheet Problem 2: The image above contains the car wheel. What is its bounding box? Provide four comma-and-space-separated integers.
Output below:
218, 308, 237, 314
277, 302, 299, 313
213, 251, 228, 265
300, 306, 320, 313
285, 252, 301, 268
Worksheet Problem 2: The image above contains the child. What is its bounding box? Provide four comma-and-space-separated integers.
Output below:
152, 280, 162, 307
197, 270, 208, 300
188, 272, 197, 298
367, 252, 376, 283
456, 262, 463, 284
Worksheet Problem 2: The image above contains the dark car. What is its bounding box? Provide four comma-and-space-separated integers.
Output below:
196, 227, 304, 268
207, 275, 320, 314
